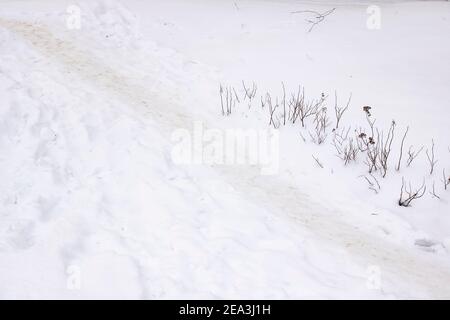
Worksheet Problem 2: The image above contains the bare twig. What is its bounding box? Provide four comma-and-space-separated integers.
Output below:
261, 94, 266, 109
332, 126, 350, 156
356, 111, 376, 152
220, 84, 225, 115
426, 139, 438, 175
360, 173, 381, 194
312, 155, 324, 168
333, 134, 358, 165
398, 177, 426, 207
356, 111, 379, 174
242, 80, 257, 103
299, 132, 306, 142
442, 169, 450, 191
334, 91, 351, 129
429, 181, 441, 200
309, 107, 330, 144
291, 89, 326, 128
370, 173, 381, 191
379, 120, 396, 178
232, 87, 240, 103
291, 8, 336, 33
219, 84, 236, 116
396, 126, 409, 171
406, 145, 423, 167
281, 82, 287, 126
267, 93, 280, 129
288, 86, 302, 124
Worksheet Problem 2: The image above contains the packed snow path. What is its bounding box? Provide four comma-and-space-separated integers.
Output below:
1, 2, 449, 299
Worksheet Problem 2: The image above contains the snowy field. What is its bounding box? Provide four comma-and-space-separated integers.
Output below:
0, 0, 449, 299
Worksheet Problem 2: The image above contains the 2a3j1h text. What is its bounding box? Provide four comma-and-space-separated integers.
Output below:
179, 304, 271, 318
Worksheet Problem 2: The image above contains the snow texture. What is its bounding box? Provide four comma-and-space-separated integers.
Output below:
0, 0, 449, 299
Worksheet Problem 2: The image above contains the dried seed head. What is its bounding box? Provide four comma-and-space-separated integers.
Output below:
363, 106, 372, 116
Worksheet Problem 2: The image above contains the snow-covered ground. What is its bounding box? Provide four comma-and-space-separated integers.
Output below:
0, 0, 449, 299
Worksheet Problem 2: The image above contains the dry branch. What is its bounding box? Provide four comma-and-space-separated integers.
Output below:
406, 145, 423, 167
378, 120, 396, 178
396, 126, 409, 171
242, 81, 257, 102
334, 91, 351, 129
429, 181, 441, 200
220, 84, 237, 116
291, 8, 336, 33
426, 139, 438, 175
309, 107, 330, 144
443, 169, 450, 191
398, 177, 426, 207
360, 174, 381, 194
312, 155, 324, 168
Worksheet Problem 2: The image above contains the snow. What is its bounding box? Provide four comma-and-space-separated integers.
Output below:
0, 0, 449, 299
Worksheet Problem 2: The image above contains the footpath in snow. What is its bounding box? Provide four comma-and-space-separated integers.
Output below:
0, 0, 449, 299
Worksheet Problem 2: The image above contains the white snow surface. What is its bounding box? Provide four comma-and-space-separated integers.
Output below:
0, 0, 449, 299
